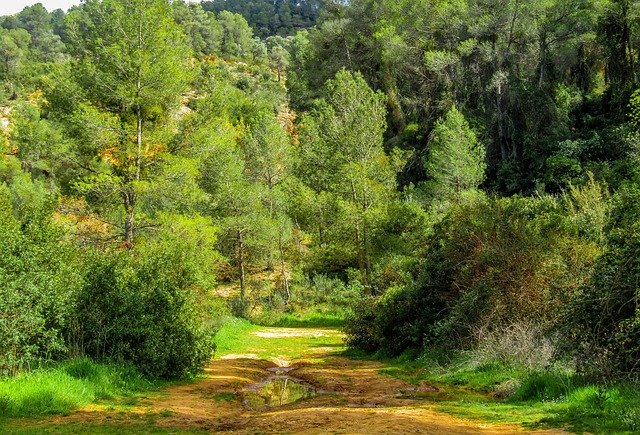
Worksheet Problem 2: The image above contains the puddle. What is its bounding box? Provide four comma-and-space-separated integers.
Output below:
243, 375, 316, 409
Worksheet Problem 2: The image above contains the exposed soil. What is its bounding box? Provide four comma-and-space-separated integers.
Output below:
13, 328, 565, 434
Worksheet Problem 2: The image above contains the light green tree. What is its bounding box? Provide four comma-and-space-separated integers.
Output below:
218, 10, 253, 58
0, 28, 31, 83
299, 69, 395, 288
182, 80, 276, 305
65, 0, 192, 247
243, 109, 294, 291
200, 131, 273, 304
424, 106, 486, 198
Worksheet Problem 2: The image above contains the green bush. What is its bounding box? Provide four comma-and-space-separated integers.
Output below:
569, 182, 640, 378
345, 283, 445, 355
0, 181, 81, 376
71, 238, 217, 379
347, 192, 603, 357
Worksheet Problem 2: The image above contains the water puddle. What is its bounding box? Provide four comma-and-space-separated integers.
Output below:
243, 375, 316, 409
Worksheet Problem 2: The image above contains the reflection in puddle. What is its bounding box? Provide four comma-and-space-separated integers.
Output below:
243, 376, 316, 409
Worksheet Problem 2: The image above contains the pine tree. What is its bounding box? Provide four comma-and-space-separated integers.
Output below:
424, 106, 486, 198
66, 0, 192, 247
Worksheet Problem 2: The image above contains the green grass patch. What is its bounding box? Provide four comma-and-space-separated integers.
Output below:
214, 316, 345, 360
252, 311, 346, 328
211, 392, 236, 402
213, 317, 261, 355
0, 358, 157, 420
371, 349, 640, 432
0, 419, 208, 434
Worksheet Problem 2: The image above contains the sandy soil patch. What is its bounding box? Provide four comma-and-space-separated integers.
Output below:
251, 328, 341, 338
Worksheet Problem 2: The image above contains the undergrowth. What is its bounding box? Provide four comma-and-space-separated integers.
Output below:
377, 349, 640, 432
229, 272, 357, 328
0, 357, 155, 420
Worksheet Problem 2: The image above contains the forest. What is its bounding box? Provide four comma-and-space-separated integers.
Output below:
2, 0, 640, 432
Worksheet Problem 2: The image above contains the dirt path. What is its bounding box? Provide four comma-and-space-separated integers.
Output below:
10, 327, 565, 434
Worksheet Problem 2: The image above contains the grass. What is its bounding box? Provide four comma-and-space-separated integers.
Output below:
376, 349, 640, 432
213, 316, 346, 360
0, 358, 157, 420
1, 419, 208, 434
251, 311, 346, 328
211, 392, 236, 402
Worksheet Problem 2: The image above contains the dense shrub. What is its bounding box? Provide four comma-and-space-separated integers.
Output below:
345, 283, 445, 355
70, 236, 217, 379
570, 182, 640, 378
347, 191, 603, 357
0, 181, 81, 376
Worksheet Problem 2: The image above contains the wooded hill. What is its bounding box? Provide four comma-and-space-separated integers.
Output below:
1, 0, 640, 407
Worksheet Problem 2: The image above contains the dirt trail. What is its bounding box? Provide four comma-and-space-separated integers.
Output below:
21, 327, 564, 434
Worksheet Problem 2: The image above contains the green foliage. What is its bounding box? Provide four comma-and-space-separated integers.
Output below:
63, 0, 194, 247
71, 237, 217, 379
296, 69, 396, 286
172, 1, 223, 57
0, 28, 31, 83
0, 178, 81, 376
218, 11, 253, 58
0, 358, 151, 418
347, 192, 603, 355
569, 180, 640, 378
201, 0, 323, 38
423, 106, 486, 198
66, 0, 191, 115
1, 3, 65, 62
11, 101, 67, 177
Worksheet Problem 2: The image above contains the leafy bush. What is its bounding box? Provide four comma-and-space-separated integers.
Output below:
0, 180, 81, 376
569, 182, 640, 378
345, 283, 445, 355
70, 236, 217, 379
347, 192, 603, 356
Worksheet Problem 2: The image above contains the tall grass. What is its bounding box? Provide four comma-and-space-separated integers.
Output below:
378, 347, 640, 432
0, 358, 151, 419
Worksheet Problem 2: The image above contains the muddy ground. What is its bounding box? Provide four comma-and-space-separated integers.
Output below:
7, 328, 565, 434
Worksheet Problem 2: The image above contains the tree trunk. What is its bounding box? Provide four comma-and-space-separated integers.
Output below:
266, 189, 274, 271
135, 102, 142, 182
123, 189, 135, 249
279, 234, 290, 305
538, 33, 547, 88
238, 230, 246, 302
362, 217, 371, 292
496, 80, 508, 161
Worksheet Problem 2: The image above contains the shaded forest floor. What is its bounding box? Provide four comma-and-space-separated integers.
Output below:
2, 323, 565, 434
